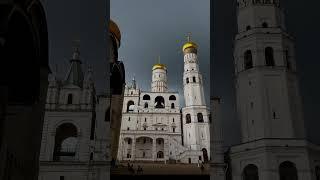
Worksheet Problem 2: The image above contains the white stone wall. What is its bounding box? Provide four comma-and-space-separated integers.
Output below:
230, 139, 315, 180
236, 0, 285, 33
233, 0, 306, 142
39, 75, 109, 180
230, 2, 319, 180
183, 53, 206, 107
118, 85, 184, 162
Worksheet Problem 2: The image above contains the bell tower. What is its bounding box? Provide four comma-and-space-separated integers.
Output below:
234, 0, 305, 142
230, 2, 315, 180
181, 34, 210, 163
151, 56, 167, 92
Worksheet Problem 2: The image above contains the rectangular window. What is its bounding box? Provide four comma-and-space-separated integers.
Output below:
90, 112, 96, 140
60, 176, 65, 180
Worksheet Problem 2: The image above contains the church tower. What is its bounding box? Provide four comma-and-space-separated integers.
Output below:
182, 34, 210, 163
230, 1, 317, 179
151, 57, 167, 92
234, 0, 305, 142
39, 46, 109, 180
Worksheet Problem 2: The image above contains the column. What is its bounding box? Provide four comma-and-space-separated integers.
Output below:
131, 137, 136, 160
164, 137, 169, 164
152, 138, 156, 161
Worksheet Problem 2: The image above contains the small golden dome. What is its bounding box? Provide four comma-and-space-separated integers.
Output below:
109, 20, 121, 42
182, 41, 198, 52
152, 64, 166, 71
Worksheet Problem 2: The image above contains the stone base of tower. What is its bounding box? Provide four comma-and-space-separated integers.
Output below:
229, 139, 320, 180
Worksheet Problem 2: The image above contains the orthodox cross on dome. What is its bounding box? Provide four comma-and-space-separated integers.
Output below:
158, 55, 161, 64
186, 32, 192, 42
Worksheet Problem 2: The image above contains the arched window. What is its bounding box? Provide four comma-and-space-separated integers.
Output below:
193, 76, 196, 83
173, 127, 175, 132
279, 161, 298, 180
244, 50, 253, 69
171, 103, 175, 109
316, 166, 320, 180
186, 114, 191, 124
127, 101, 134, 112
143, 94, 150, 100
67, 94, 73, 104
144, 102, 148, 108
157, 151, 164, 158
262, 22, 269, 28
53, 123, 78, 161
202, 148, 209, 162
186, 78, 189, 84
169, 95, 176, 101
197, 113, 204, 123
128, 138, 132, 144
265, 47, 275, 66
155, 96, 165, 108
246, 26, 251, 31
242, 164, 259, 180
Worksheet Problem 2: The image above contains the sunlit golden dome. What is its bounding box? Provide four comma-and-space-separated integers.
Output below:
152, 56, 166, 71
182, 41, 198, 52
152, 63, 166, 71
109, 20, 121, 42
182, 33, 198, 53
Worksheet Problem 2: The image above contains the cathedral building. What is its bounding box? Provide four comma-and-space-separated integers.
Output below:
38, 19, 125, 180
117, 37, 210, 164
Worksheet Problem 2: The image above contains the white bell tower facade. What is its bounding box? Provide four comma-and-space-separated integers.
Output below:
235, 0, 305, 142
151, 58, 168, 93
230, 1, 319, 180
182, 35, 210, 163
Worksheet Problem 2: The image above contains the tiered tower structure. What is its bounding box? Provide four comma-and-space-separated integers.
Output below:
230, 0, 320, 179
181, 34, 210, 163
151, 57, 168, 93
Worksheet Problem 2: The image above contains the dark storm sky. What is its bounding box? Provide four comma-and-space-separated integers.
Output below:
44, 0, 320, 148
43, 0, 108, 94
111, 0, 210, 106
213, 0, 320, 147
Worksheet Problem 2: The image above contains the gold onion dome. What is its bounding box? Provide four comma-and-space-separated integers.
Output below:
182, 41, 198, 52
182, 33, 198, 54
109, 20, 121, 42
152, 63, 166, 71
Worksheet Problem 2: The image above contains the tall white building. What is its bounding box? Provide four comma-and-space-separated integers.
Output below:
229, 0, 320, 179
117, 37, 210, 164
